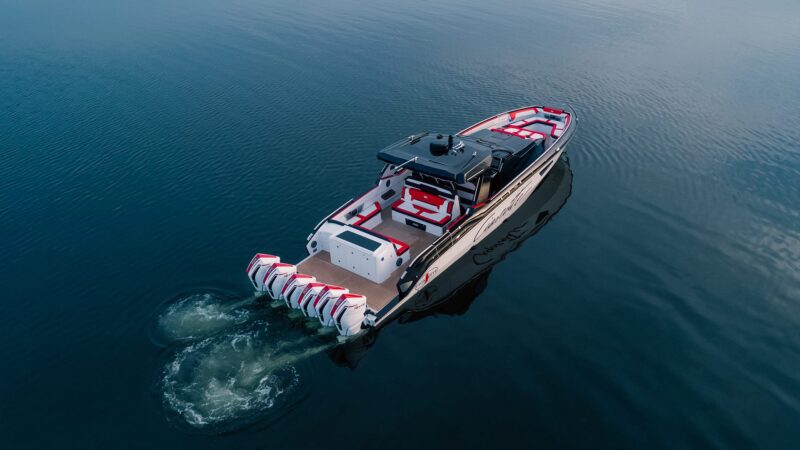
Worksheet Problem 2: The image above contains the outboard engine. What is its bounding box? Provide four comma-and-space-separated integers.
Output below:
315, 285, 349, 326
246, 254, 280, 292
298, 283, 327, 316
263, 263, 296, 299
280, 273, 316, 307
305, 284, 344, 318
332, 294, 368, 336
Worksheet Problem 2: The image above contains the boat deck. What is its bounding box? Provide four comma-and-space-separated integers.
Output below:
297, 209, 437, 312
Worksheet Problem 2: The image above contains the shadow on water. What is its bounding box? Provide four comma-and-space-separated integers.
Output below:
153, 155, 572, 432
329, 155, 574, 368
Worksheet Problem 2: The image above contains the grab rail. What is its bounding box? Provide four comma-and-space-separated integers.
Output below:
311, 198, 353, 236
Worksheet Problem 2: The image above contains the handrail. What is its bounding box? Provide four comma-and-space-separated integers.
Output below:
311, 197, 354, 234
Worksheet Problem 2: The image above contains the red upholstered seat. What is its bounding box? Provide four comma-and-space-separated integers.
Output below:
391, 187, 454, 226
392, 198, 451, 225
406, 187, 445, 208
491, 117, 566, 139
390, 186, 457, 237
354, 201, 381, 226
491, 126, 548, 141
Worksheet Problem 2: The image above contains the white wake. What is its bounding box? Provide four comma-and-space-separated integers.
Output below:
157, 293, 251, 342
158, 295, 334, 429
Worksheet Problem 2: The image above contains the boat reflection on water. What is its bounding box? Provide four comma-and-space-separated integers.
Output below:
329, 155, 574, 368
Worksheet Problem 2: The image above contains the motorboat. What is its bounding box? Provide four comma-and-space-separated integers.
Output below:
246, 105, 576, 337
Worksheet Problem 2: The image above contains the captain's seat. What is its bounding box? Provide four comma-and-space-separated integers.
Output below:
391, 179, 460, 236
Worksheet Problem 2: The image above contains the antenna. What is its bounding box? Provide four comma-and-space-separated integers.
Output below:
393, 156, 418, 173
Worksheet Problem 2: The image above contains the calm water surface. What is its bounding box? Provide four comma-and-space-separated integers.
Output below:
2, 0, 799, 448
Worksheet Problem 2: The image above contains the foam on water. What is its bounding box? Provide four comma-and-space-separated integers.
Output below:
161, 319, 333, 429
157, 293, 251, 342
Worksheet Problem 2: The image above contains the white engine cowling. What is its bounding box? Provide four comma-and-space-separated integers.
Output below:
246, 254, 280, 292
315, 286, 349, 326
263, 263, 296, 299
303, 284, 345, 318
332, 294, 367, 336
298, 283, 327, 316
280, 274, 316, 307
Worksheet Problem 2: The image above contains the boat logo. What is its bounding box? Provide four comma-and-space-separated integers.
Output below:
472, 224, 528, 265
417, 267, 439, 289
473, 190, 527, 243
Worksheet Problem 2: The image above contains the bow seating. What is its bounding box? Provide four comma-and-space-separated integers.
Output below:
491, 126, 549, 141
391, 179, 459, 236
492, 112, 569, 140
489, 108, 571, 141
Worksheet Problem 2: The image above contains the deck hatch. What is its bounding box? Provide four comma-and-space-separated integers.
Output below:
336, 230, 382, 252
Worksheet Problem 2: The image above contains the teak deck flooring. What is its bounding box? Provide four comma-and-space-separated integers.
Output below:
297, 209, 437, 312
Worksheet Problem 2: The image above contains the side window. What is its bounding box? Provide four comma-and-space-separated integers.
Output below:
475, 175, 492, 204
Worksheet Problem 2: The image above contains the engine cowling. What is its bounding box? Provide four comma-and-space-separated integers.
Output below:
246, 254, 280, 292
332, 294, 367, 336
263, 263, 296, 299
298, 283, 327, 316
280, 274, 316, 307
305, 284, 345, 318
315, 286, 349, 326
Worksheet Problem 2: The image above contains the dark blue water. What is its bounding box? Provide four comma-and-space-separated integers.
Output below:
2, 0, 800, 448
